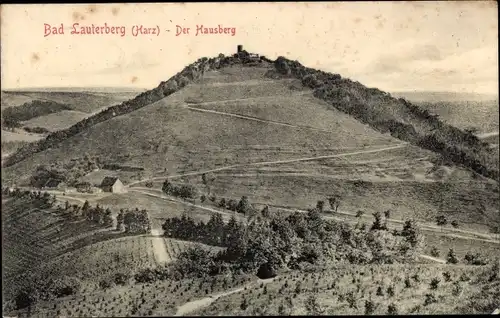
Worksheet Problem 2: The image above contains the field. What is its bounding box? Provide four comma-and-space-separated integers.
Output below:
22, 110, 89, 132
39, 236, 223, 288
1, 90, 142, 113
196, 263, 499, 315
12, 273, 254, 317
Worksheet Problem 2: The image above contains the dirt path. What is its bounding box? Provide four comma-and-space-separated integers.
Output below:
187, 106, 340, 133
185, 91, 310, 106
130, 189, 235, 220
174, 277, 277, 316
150, 228, 170, 264
419, 254, 446, 264
128, 143, 408, 187
477, 131, 499, 139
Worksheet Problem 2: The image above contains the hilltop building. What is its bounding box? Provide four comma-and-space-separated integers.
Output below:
233, 45, 260, 62
100, 177, 127, 193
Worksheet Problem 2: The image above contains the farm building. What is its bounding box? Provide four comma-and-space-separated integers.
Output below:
100, 177, 127, 193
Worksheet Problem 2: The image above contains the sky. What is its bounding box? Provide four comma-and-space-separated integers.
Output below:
1, 2, 498, 95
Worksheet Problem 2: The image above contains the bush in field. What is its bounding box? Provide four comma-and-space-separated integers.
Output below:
387, 303, 398, 315
451, 220, 459, 228
464, 252, 488, 265
442, 271, 452, 282
446, 248, 459, 264
261, 205, 270, 218
218, 198, 226, 208
429, 277, 440, 290
113, 273, 130, 286
365, 299, 376, 315
316, 200, 325, 213
356, 210, 364, 218
423, 293, 437, 306
370, 212, 388, 231
47, 276, 82, 298
237, 196, 253, 214
430, 246, 440, 257
436, 215, 447, 227
327, 195, 341, 213
227, 199, 239, 212
452, 281, 463, 296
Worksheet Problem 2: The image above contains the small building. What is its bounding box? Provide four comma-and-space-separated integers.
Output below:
100, 177, 127, 193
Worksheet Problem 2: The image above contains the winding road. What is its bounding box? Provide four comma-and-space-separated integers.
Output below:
128, 143, 408, 187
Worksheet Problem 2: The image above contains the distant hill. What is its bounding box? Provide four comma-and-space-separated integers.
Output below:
392, 91, 498, 103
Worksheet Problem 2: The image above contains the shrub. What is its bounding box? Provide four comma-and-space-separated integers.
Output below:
464, 252, 488, 265
404, 276, 412, 288
376, 286, 384, 296
99, 279, 113, 290
430, 246, 440, 257
444, 249, 458, 265
442, 271, 452, 282
452, 281, 463, 296
387, 285, 395, 297
459, 272, 471, 282
387, 303, 398, 315
436, 215, 447, 226
423, 293, 437, 306
451, 220, 459, 228
364, 299, 376, 315
429, 277, 440, 290
240, 298, 248, 310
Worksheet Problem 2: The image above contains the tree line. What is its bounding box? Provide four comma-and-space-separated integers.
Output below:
162, 206, 424, 279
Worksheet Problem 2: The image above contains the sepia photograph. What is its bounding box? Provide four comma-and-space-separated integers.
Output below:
1, 2, 499, 316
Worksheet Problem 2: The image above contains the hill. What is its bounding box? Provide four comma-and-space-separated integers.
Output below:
3, 53, 498, 183
1, 90, 141, 113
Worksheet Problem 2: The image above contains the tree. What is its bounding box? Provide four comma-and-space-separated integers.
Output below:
365, 299, 376, 315
371, 212, 387, 231
430, 246, 440, 257
356, 210, 364, 218
162, 179, 174, 194
237, 196, 252, 215
436, 215, 447, 227
384, 209, 391, 219
316, 200, 325, 213
328, 195, 341, 212
218, 198, 226, 208
104, 208, 114, 227
429, 277, 440, 290
446, 248, 458, 264
116, 210, 124, 231
387, 303, 398, 315
227, 199, 238, 212
261, 205, 270, 218
451, 220, 459, 228
401, 219, 421, 247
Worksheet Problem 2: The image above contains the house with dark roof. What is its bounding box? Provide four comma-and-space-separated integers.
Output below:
100, 177, 127, 193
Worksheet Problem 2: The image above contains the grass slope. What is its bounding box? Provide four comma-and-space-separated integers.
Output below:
2, 65, 399, 185
22, 110, 89, 132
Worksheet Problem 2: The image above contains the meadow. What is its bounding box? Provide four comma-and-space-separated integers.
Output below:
196, 263, 499, 315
